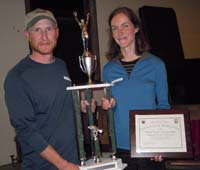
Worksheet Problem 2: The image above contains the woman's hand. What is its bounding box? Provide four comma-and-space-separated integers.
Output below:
101, 97, 115, 110
150, 155, 163, 162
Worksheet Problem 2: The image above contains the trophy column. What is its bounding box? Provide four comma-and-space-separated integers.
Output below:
85, 89, 102, 162
104, 86, 117, 159
71, 90, 86, 166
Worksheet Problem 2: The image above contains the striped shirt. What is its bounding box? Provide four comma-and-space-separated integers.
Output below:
120, 58, 140, 76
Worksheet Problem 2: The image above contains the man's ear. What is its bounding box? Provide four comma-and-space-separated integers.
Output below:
56, 28, 59, 39
24, 30, 30, 41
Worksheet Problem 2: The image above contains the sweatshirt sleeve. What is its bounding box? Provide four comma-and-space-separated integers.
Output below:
155, 61, 171, 109
4, 73, 48, 153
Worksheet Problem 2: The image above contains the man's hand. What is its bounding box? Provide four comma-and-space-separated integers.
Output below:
40, 145, 79, 170
58, 161, 79, 170
81, 98, 96, 113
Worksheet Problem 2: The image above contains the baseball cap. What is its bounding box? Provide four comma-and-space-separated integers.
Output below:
24, 8, 57, 30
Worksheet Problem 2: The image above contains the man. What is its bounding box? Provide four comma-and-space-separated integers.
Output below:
4, 8, 80, 170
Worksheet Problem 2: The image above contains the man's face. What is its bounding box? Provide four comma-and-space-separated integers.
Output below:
25, 19, 59, 55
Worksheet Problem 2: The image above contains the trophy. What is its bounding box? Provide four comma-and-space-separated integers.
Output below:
73, 11, 96, 84
66, 12, 127, 170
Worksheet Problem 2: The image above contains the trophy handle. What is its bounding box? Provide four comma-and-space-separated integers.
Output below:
93, 55, 97, 73
79, 55, 87, 74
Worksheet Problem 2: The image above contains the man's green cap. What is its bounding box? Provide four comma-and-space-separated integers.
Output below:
24, 8, 57, 30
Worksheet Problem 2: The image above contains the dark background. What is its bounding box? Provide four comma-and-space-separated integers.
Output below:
139, 6, 200, 105
25, 0, 97, 84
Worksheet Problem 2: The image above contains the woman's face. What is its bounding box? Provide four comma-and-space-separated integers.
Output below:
111, 13, 139, 49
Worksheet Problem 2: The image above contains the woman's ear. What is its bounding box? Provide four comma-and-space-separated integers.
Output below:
134, 27, 139, 34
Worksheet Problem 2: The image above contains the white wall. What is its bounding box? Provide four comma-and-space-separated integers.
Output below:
95, 0, 200, 73
0, 0, 28, 165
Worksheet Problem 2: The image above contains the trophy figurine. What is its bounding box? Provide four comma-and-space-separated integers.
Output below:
73, 11, 96, 84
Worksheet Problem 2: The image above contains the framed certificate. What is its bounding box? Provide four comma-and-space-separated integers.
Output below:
130, 109, 193, 158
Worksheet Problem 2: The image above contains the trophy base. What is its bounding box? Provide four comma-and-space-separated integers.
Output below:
79, 157, 127, 170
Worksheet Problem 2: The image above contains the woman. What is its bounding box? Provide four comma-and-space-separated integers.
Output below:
102, 7, 170, 170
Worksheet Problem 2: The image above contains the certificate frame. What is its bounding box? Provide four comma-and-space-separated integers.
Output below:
130, 109, 193, 159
